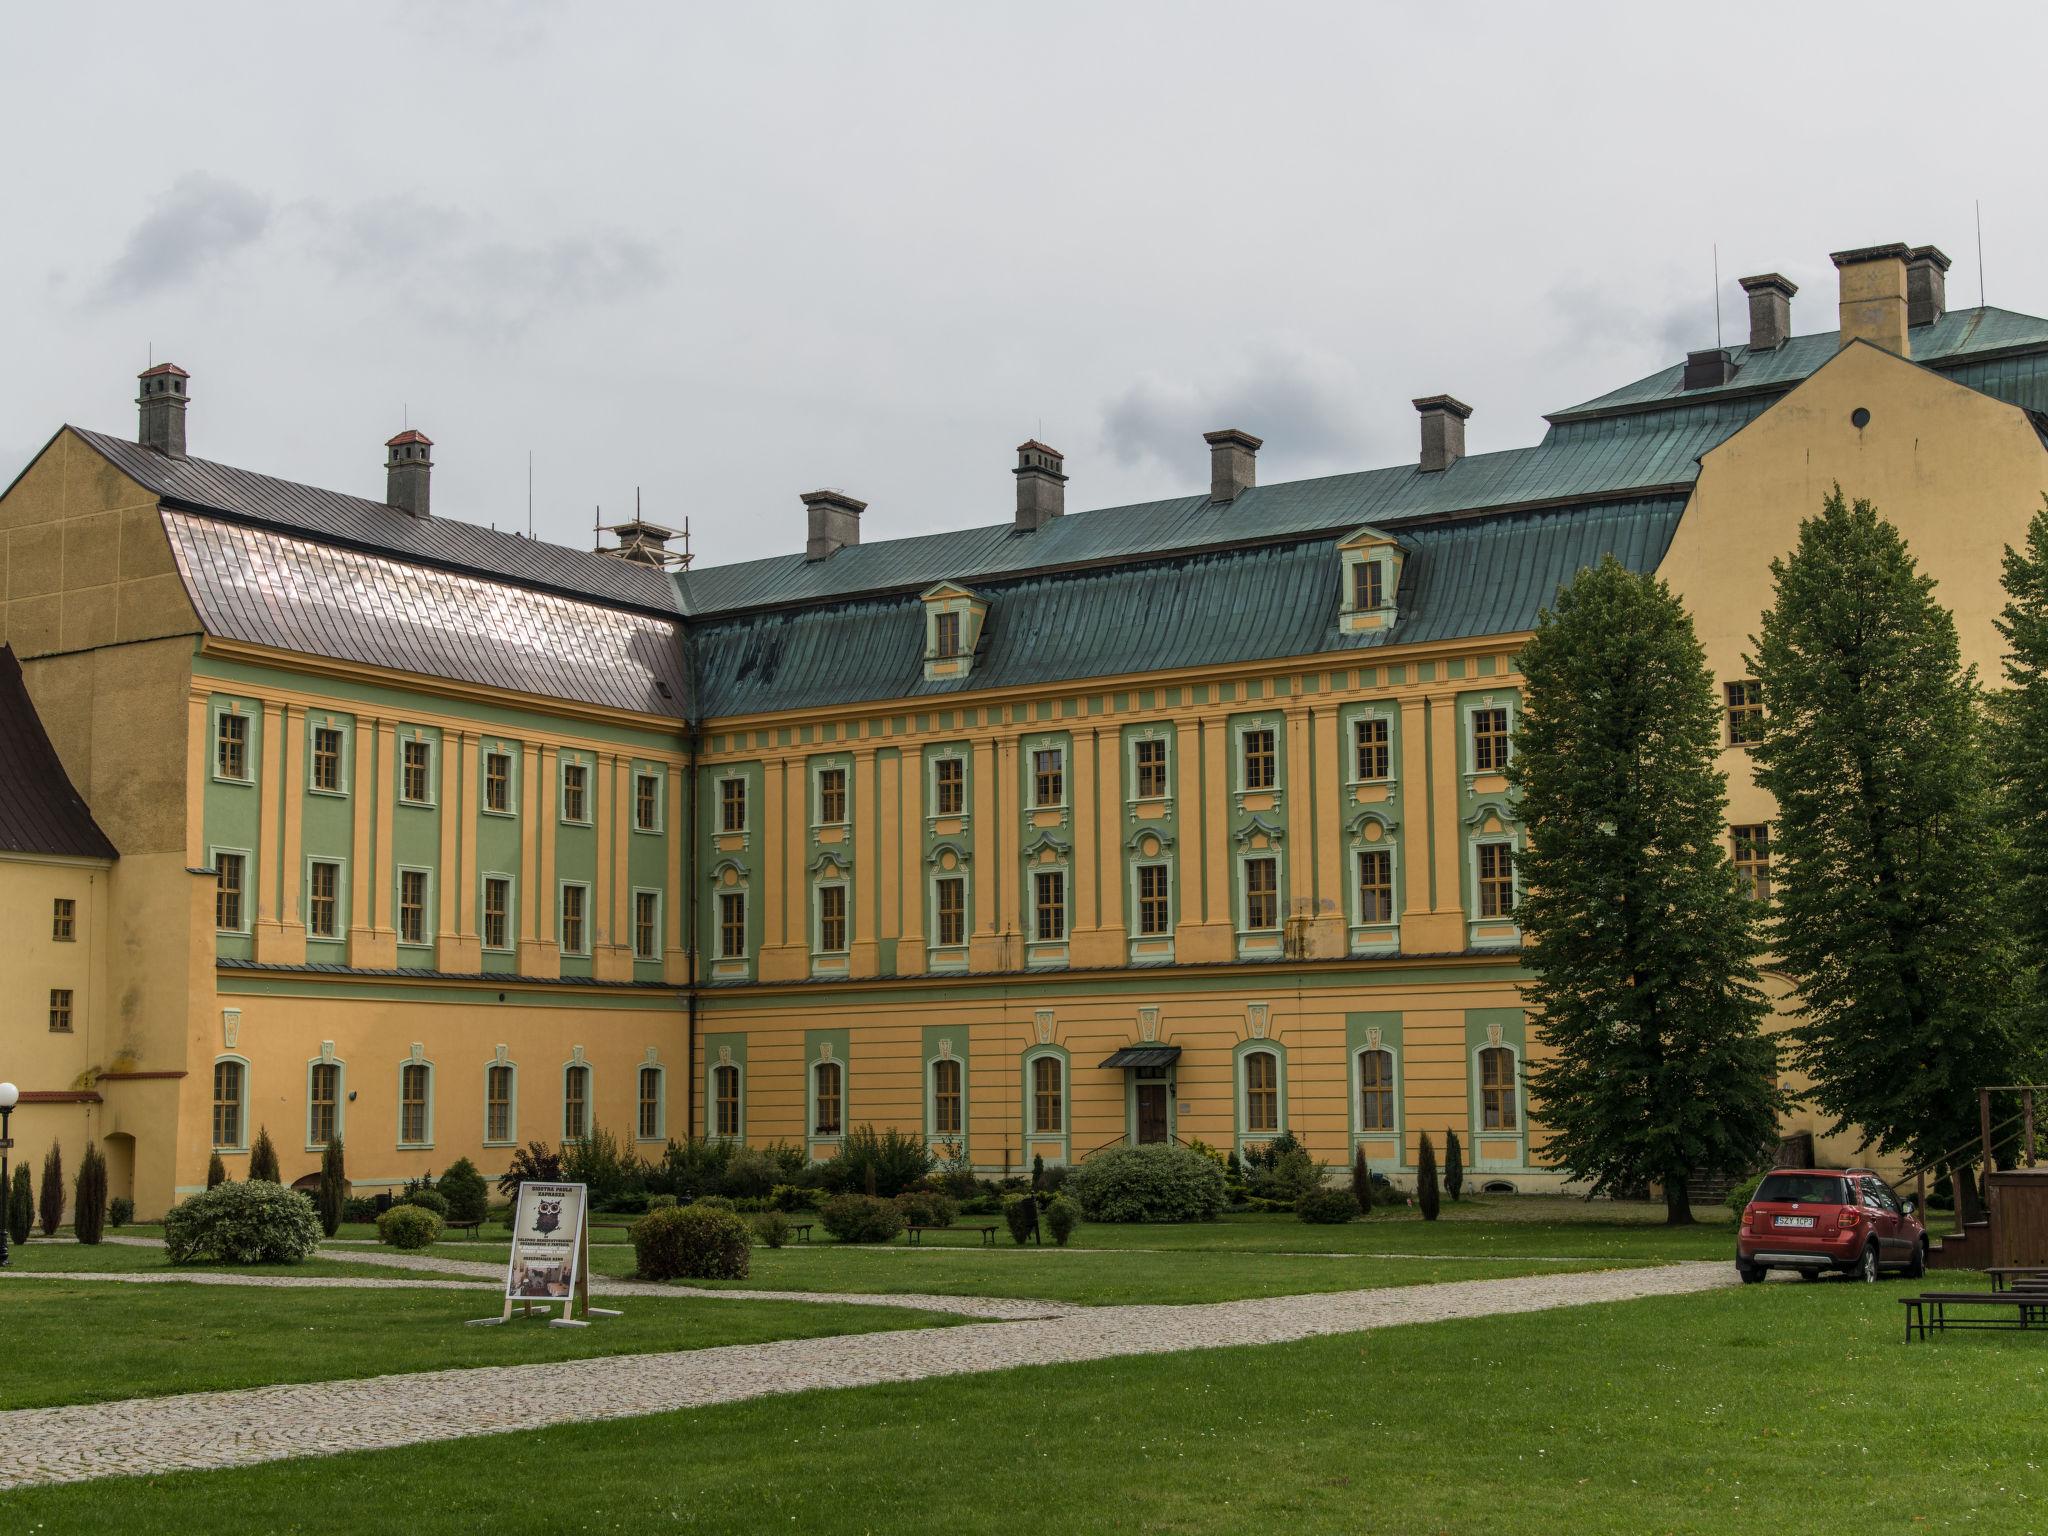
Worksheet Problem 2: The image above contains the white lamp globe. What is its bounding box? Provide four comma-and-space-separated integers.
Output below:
0, 1083, 17, 1110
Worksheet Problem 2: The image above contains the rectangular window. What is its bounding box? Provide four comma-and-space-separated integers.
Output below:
814, 1062, 843, 1137
1033, 1056, 1063, 1134
482, 877, 512, 950
818, 767, 847, 824
932, 1058, 962, 1136
52, 898, 75, 942
1353, 560, 1383, 610
216, 711, 249, 780
935, 876, 966, 946
401, 739, 432, 803
400, 1063, 430, 1145
562, 762, 589, 823
720, 891, 747, 959
215, 852, 245, 932
559, 883, 587, 955
1032, 748, 1064, 808
714, 1066, 740, 1138
1726, 681, 1764, 746
1245, 1052, 1279, 1133
1134, 738, 1169, 799
311, 726, 344, 792
634, 890, 661, 960
486, 1064, 514, 1143
1358, 849, 1393, 923
1354, 717, 1391, 781
1476, 842, 1516, 917
1471, 708, 1511, 773
1480, 1046, 1518, 1131
308, 860, 341, 938
1137, 863, 1171, 936
48, 988, 73, 1033
565, 1065, 591, 1141
634, 772, 660, 831
1244, 856, 1278, 930
1242, 728, 1276, 790
818, 884, 847, 952
1732, 824, 1772, 901
720, 777, 747, 832
638, 1066, 662, 1141
398, 869, 428, 946
212, 1061, 244, 1149
934, 757, 965, 816
934, 610, 961, 657
309, 1062, 339, 1145
1359, 1050, 1394, 1132
484, 751, 513, 814
1034, 869, 1067, 942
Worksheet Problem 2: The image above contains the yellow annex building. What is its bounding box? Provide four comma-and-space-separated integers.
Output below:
4, 239, 2045, 1219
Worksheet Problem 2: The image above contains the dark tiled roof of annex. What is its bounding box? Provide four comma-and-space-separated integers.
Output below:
0, 645, 118, 860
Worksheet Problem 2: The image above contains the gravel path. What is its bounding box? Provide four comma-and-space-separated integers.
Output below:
0, 1260, 1733, 1490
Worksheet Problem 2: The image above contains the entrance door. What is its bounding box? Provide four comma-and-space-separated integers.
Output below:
1135, 1083, 1169, 1144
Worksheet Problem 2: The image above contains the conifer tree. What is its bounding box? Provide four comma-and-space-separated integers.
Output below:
73, 1145, 108, 1245
1351, 1145, 1373, 1214
1514, 557, 1782, 1224
7, 1163, 32, 1245
38, 1140, 64, 1236
1994, 495, 2048, 1034
1752, 489, 2024, 1209
1444, 1130, 1464, 1202
247, 1126, 281, 1183
317, 1138, 347, 1237
206, 1152, 228, 1189
1416, 1134, 1440, 1221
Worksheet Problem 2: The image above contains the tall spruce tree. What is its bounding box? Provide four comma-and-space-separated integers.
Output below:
1751, 489, 2022, 1208
1994, 496, 2048, 1036
1513, 556, 1782, 1224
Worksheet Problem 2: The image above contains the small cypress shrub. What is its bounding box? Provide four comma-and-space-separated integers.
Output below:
1003, 1192, 1040, 1245
247, 1126, 281, 1183
1045, 1194, 1081, 1247
317, 1138, 346, 1237
437, 1157, 489, 1224
109, 1195, 135, 1229
375, 1204, 443, 1250
1031, 1153, 1045, 1190
1445, 1130, 1464, 1203
1297, 1185, 1360, 1224
7, 1163, 33, 1244
1417, 1133, 1441, 1222
207, 1151, 228, 1189
633, 1203, 752, 1279
73, 1145, 108, 1244
1351, 1146, 1373, 1214
38, 1140, 63, 1236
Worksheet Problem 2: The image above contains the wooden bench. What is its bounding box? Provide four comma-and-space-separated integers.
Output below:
444, 1218, 484, 1240
788, 1222, 814, 1244
1900, 1291, 2048, 1341
1987, 1266, 2048, 1293
905, 1223, 1000, 1246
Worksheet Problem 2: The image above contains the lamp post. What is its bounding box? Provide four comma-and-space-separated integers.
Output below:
0, 1081, 17, 1269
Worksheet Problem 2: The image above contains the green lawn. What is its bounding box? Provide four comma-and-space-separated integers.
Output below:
1, 1239, 443, 1282
6, 1275, 2034, 1534
0, 1280, 963, 1411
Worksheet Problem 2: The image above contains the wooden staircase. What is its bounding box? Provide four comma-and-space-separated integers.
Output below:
1927, 1217, 1992, 1270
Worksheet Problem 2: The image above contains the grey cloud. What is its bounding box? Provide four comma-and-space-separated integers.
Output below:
94, 173, 272, 304
1101, 346, 1374, 477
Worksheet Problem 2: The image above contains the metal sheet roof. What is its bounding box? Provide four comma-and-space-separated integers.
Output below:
0, 645, 118, 859
1099, 1046, 1183, 1069
165, 513, 689, 718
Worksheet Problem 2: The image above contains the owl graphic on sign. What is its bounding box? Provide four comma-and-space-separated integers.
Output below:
535, 1199, 562, 1236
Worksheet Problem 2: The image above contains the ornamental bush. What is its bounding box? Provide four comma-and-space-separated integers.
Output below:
893, 1189, 958, 1228
1296, 1185, 1360, 1225
1045, 1195, 1081, 1247
9, 1163, 35, 1244
109, 1195, 135, 1229
690, 1194, 738, 1212
376, 1204, 444, 1250
718, 1146, 782, 1201
1243, 1132, 1324, 1207
317, 1139, 347, 1237
247, 1126, 281, 1183
397, 1187, 450, 1217
1066, 1144, 1227, 1223
562, 1122, 638, 1208
819, 1192, 905, 1244
73, 1144, 108, 1244
437, 1158, 490, 1224
165, 1182, 322, 1265
633, 1203, 752, 1280
1003, 1193, 1040, 1245
206, 1152, 228, 1189
751, 1209, 791, 1249
832, 1126, 935, 1198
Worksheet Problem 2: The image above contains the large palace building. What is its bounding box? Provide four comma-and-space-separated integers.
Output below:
6, 240, 2046, 1218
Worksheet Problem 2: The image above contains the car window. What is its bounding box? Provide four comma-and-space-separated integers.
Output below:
1754, 1174, 1849, 1205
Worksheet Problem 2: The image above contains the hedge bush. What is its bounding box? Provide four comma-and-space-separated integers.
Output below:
752, 1209, 791, 1249
819, 1192, 905, 1244
397, 1187, 450, 1217
1242, 1132, 1324, 1206
108, 1195, 135, 1229
1725, 1170, 1768, 1215
1296, 1185, 1360, 1224
830, 1126, 934, 1198
376, 1204, 444, 1250
437, 1158, 490, 1224
1066, 1144, 1227, 1223
1003, 1193, 1040, 1244
633, 1203, 752, 1280
1045, 1195, 1081, 1247
165, 1182, 322, 1265
690, 1194, 737, 1212
719, 1146, 781, 1200
893, 1189, 957, 1228
771, 1183, 824, 1212
342, 1195, 384, 1224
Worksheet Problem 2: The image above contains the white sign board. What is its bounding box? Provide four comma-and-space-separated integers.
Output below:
506, 1181, 586, 1301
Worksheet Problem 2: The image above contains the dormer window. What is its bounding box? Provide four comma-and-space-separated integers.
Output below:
921, 582, 990, 682
1337, 524, 1404, 634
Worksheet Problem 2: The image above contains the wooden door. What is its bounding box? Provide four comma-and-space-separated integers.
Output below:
1136, 1084, 1169, 1144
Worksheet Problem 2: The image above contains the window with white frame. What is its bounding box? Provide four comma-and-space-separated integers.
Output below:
637, 1065, 664, 1141
816, 882, 848, 953
1030, 1054, 1065, 1134
712, 1062, 741, 1138
1135, 863, 1171, 935
400, 738, 434, 803
1357, 849, 1394, 924
1133, 737, 1169, 799
215, 710, 250, 781
1034, 869, 1067, 941
484, 749, 514, 814
1479, 1046, 1518, 1130
931, 1057, 963, 1138
813, 1059, 843, 1136
561, 761, 590, 824
1241, 727, 1277, 790
212, 1059, 246, 1149
1357, 1048, 1395, 1131
719, 890, 747, 959
482, 876, 514, 951
486, 1062, 516, 1144
1476, 841, 1516, 917
311, 725, 346, 793
1243, 856, 1279, 931
559, 883, 589, 955
720, 776, 748, 832
308, 860, 343, 939
397, 869, 429, 946
933, 756, 965, 816
308, 1060, 342, 1145
816, 766, 848, 825
933, 876, 966, 946
399, 1061, 432, 1146
1471, 707, 1511, 773
1353, 716, 1392, 781
563, 1062, 591, 1141
634, 771, 662, 832
214, 851, 248, 933
1243, 1049, 1281, 1134
1032, 748, 1064, 808
634, 890, 662, 960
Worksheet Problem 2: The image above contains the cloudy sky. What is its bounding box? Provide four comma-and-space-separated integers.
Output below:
5, 2, 2044, 570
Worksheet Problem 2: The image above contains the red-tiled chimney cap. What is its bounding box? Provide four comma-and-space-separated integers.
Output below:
385, 429, 433, 448
139, 362, 190, 379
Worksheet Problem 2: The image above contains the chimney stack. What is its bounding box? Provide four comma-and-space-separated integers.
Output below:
1830, 243, 1912, 357
1738, 273, 1797, 351
1013, 440, 1066, 530
1413, 395, 1471, 473
1683, 349, 1738, 390
385, 430, 434, 518
1203, 428, 1261, 503
136, 363, 190, 457
1907, 245, 1951, 328
802, 488, 865, 561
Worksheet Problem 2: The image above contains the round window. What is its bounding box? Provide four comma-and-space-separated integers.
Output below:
1851, 407, 1871, 430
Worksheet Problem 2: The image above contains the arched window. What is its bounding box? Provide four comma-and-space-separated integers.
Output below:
212, 1059, 246, 1150
713, 1063, 741, 1138
1357, 1048, 1395, 1132
1479, 1046, 1518, 1131
485, 1061, 516, 1145
307, 1059, 343, 1146
1243, 1049, 1280, 1134
932, 1057, 963, 1138
637, 1065, 665, 1141
813, 1060, 843, 1137
563, 1062, 591, 1141
1031, 1054, 1064, 1134
399, 1061, 433, 1146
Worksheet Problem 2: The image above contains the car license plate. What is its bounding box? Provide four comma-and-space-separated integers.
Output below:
1775, 1215, 1815, 1228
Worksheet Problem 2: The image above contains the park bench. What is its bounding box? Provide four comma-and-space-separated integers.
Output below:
1899, 1291, 2048, 1341
906, 1224, 1000, 1246
789, 1222, 814, 1243
444, 1217, 484, 1240
1987, 1266, 2048, 1293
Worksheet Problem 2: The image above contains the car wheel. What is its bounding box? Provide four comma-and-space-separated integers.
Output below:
1738, 1262, 1766, 1285
1855, 1243, 1880, 1283
1797, 1268, 1823, 1282
1905, 1239, 1927, 1280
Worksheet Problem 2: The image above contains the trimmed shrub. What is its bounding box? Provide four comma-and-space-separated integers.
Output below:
893, 1189, 958, 1228
437, 1157, 490, 1224
833, 1125, 935, 1199
752, 1209, 791, 1249
1066, 1144, 1228, 1223
317, 1139, 347, 1237
1445, 1130, 1464, 1203
1045, 1195, 1081, 1247
206, 1152, 228, 1189
633, 1203, 752, 1280
1003, 1193, 1040, 1245
690, 1194, 738, 1212
376, 1204, 443, 1249
397, 1187, 450, 1217
561, 1122, 637, 1208
719, 1145, 781, 1201
1297, 1185, 1360, 1225
165, 1182, 322, 1265
109, 1195, 135, 1229
819, 1193, 905, 1244
38, 1140, 63, 1236
1417, 1133, 1441, 1221
247, 1126, 281, 1183
6, 1163, 31, 1245
73, 1145, 108, 1244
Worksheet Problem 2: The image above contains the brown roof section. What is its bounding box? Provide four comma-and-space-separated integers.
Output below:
0, 645, 117, 860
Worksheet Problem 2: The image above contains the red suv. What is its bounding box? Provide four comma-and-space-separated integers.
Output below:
1736, 1168, 1928, 1284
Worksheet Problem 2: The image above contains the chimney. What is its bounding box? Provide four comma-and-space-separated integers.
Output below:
1683, 349, 1738, 390
1013, 440, 1066, 530
1738, 273, 1797, 351
1830, 243, 1912, 356
136, 363, 190, 457
802, 488, 865, 561
1907, 245, 1951, 328
385, 429, 434, 518
1203, 428, 1261, 503
1413, 395, 1471, 473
